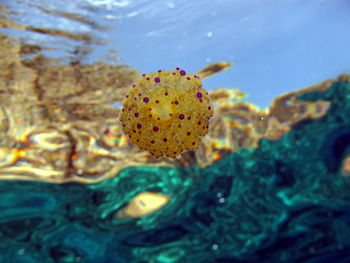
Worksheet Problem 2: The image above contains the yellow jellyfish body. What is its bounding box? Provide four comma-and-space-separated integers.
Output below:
119, 68, 214, 158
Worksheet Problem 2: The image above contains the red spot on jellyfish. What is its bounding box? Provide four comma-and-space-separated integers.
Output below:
143, 97, 149, 103
153, 126, 159, 132
163, 138, 167, 142
186, 77, 191, 80
196, 92, 203, 98
179, 114, 185, 120
134, 113, 139, 117
155, 77, 160, 83
180, 70, 186, 76
164, 92, 168, 96
137, 123, 142, 129
156, 100, 159, 104
146, 77, 150, 80
151, 140, 155, 144
208, 106, 211, 110
187, 132, 191, 136
174, 101, 179, 105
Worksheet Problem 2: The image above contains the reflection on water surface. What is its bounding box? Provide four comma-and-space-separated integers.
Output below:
0, 1, 334, 183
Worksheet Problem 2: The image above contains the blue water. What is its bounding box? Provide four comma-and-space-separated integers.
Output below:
2, 0, 350, 107
2, 1, 350, 262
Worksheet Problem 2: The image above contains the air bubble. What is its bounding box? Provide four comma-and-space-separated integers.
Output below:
206, 32, 214, 39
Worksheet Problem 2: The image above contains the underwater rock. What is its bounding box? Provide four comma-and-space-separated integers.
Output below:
116, 192, 169, 218
321, 126, 350, 173
0, 75, 350, 262
195, 62, 232, 79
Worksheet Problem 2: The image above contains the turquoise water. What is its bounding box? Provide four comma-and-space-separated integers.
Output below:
1, 1, 350, 262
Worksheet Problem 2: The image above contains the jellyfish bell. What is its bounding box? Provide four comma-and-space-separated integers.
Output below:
119, 68, 214, 159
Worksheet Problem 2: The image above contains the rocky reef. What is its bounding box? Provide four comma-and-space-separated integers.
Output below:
0, 33, 332, 183
0, 75, 350, 262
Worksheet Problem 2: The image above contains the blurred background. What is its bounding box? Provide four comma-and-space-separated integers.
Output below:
2, 0, 350, 107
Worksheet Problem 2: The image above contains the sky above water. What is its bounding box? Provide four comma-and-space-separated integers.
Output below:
3, 0, 350, 108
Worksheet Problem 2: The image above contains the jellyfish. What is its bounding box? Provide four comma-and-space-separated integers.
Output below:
119, 68, 214, 158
